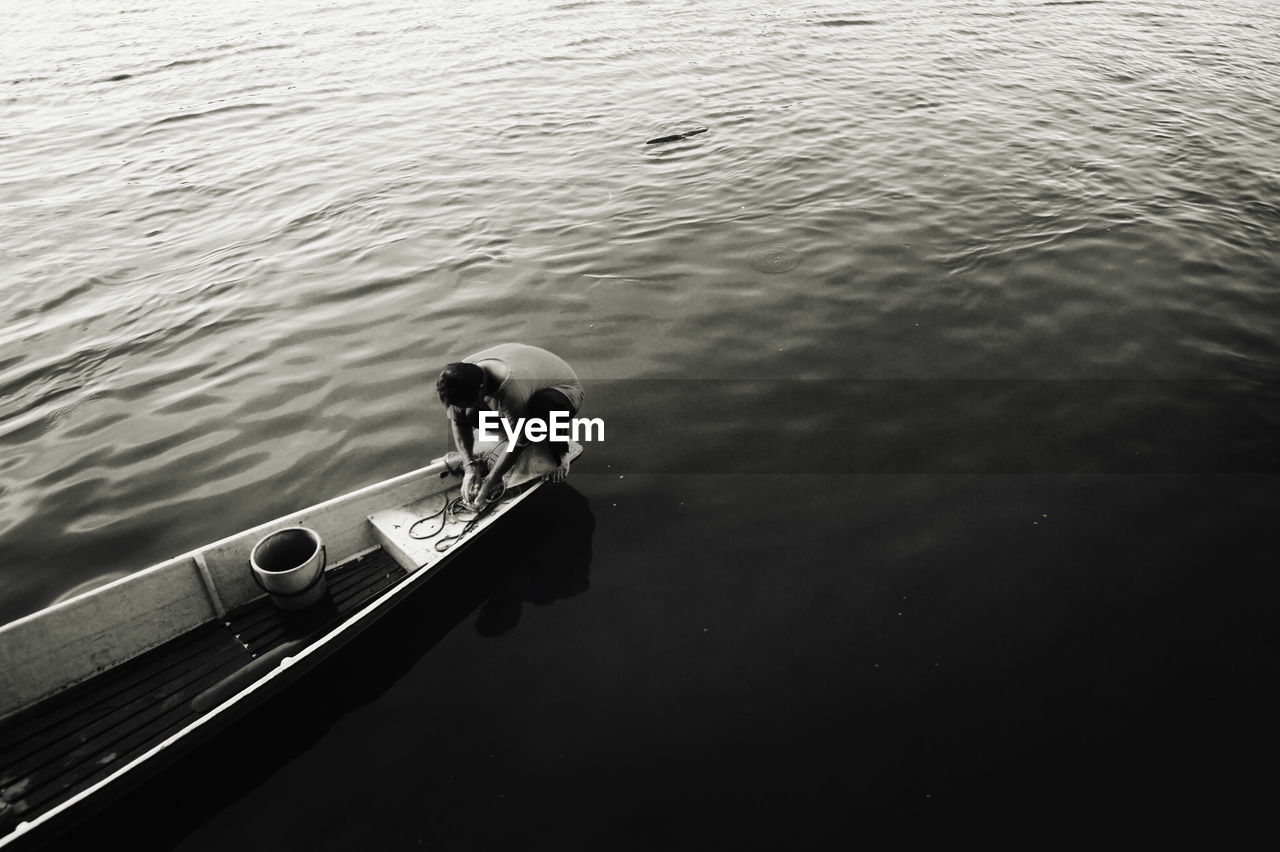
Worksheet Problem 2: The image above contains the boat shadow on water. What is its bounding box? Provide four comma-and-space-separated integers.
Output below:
474, 485, 594, 638
52, 483, 596, 851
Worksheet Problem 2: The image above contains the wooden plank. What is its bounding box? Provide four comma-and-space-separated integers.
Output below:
0, 623, 236, 761
13, 651, 250, 817
1, 639, 246, 787
0, 625, 250, 823
228, 552, 405, 654
223, 550, 398, 636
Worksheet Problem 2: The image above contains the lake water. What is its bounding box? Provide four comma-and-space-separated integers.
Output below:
4, 0, 1279, 845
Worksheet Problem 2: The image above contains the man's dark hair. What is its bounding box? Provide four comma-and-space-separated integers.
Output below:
436, 361, 485, 405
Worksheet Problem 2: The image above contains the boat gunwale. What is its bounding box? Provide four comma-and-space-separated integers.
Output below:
0, 457, 456, 636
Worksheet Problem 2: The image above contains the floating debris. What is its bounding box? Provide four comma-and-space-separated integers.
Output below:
646, 127, 709, 145
812, 18, 880, 27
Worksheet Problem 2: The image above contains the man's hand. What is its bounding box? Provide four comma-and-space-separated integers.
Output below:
470, 476, 500, 510
461, 460, 485, 506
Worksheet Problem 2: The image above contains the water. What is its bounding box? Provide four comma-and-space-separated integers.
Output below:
3, 0, 1279, 844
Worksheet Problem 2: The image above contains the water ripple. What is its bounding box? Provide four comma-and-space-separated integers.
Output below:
2, 0, 1279, 621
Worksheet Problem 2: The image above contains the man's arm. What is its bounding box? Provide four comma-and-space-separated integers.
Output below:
448, 405, 486, 500
448, 405, 477, 458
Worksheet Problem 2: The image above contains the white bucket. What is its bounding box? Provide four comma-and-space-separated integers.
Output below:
249, 526, 328, 610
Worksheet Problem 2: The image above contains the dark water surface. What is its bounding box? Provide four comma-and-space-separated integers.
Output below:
4, 0, 1279, 845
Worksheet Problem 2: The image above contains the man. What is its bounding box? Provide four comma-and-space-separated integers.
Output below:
436, 343, 584, 508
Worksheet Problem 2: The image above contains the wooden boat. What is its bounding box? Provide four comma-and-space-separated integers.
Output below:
0, 440, 580, 849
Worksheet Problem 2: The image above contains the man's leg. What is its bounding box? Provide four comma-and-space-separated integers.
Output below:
526, 389, 576, 482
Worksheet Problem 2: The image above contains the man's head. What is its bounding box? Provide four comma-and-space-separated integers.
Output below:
437, 362, 485, 407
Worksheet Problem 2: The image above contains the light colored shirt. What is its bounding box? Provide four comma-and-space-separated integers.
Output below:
463, 343, 584, 420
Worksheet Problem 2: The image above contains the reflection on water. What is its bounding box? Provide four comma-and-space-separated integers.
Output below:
475, 484, 595, 637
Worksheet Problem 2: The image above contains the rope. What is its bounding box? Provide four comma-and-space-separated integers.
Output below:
407, 460, 507, 552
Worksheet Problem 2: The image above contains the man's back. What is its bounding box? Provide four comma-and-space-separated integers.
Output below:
463, 343, 584, 418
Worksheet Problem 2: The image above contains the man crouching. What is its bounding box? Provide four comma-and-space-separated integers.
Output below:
436, 343, 584, 508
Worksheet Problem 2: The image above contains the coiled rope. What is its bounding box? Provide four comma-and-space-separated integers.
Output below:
407, 460, 507, 552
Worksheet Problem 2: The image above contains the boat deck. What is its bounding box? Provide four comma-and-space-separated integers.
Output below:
0, 548, 406, 831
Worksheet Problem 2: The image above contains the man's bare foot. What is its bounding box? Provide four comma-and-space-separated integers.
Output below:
542, 455, 571, 483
